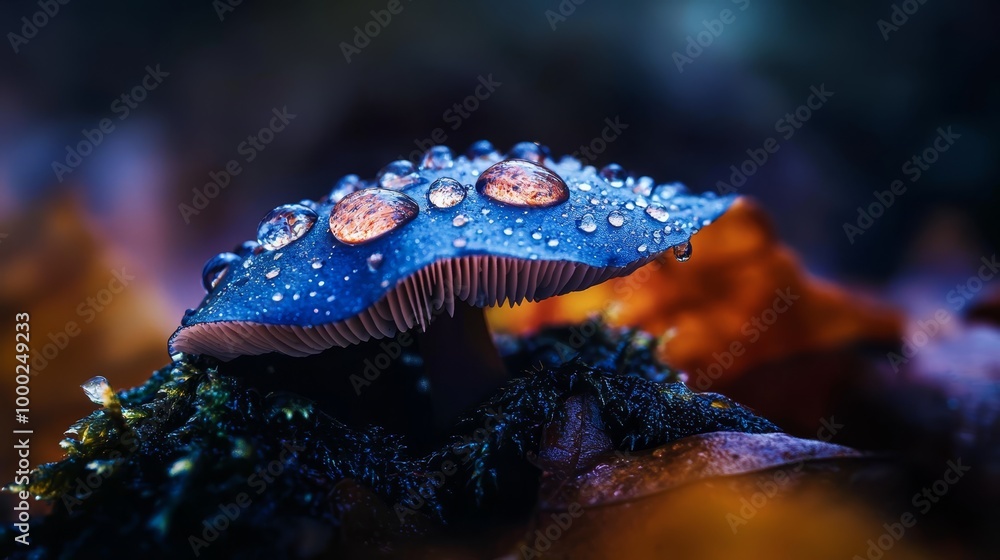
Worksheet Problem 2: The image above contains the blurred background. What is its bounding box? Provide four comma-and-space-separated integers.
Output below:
0, 0, 998, 547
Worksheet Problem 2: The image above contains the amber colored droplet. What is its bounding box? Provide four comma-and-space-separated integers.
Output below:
329, 188, 419, 245
475, 159, 569, 208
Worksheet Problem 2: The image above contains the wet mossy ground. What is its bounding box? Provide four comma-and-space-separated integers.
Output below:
2, 322, 778, 559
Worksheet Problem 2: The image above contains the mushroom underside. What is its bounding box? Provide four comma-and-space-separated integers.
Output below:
171, 254, 654, 360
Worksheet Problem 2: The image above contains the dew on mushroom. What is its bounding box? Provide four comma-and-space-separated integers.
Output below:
420, 146, 454, 170
466, 139, 501, 165
578, 213, 598, 233
608, 210, 625, 227
256, 203, 318, 251
673, 241, 693, 262
329, 188, 419, 245
265, 268, 280, 279
377, 160, 423, 190
599, 163, 627, 187
506, 141, 548, 163
329, 174, 364, 203
428, 178, 466, 208
645, 204, 670, 223
475, 159, 569, 208
452, 214, 469, 227
201, 252, 241, 292
367, 253, 384, 271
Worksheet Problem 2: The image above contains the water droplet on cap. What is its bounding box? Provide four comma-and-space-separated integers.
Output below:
452, 214, 469, 227
453, 237, 468, 248
329, 174, 364, 203
257, 204, 318, 251
673, 241, 692, 262
476, 159, 569, 208
599, 163, 627, 188
608, 210, 625, 227
578, 213, 597, 233
265, 268, 280, 279
367, 252, 384, 271
234, 240, 262, 258
645, 204, 670, 222
272, 293, 284, 302
377, 160, 423, 190
420, 146, 454, 170
330, 189, 420, 245
428, 177, 466, 208
507, 141, 549, 163
467, 140, 501, 164
201, 252, 241, 292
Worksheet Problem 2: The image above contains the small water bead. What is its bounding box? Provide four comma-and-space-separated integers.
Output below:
507, 141, 549, 163
257, 204, 318, 251
452, 214, 469, 227
467, 140, 501, 164
654, 182, 682, 199
310, 258, 323, 270
81, 376, 112, 406
272, 293, 284, 302
377, 160, 423, 190
652, 230, 663, 243
453, 237, 468, 248
633, 176, 654, 197
201, 252, 241, 292
329, 174, 364, 203
428, 177, 466, 208
298, 199, 318, 211
637, 244, 647, 253
531, 231, 543, 240
503, 227, 514, 236
475, 159, 569, 208
645, 204, 670, 222
673, 241, 693, 262
635, 196, 649, 208
265, 268, 280, 280
578, 213, 598, 233
576, 181, 593, 192
547, 239, 559, 247
329, 189, 420, 245
367, 252, 384, 271
420, 146, 454, 170
599, 163, 628, 188
234, 240, 262, 258
608, 210, 625, 227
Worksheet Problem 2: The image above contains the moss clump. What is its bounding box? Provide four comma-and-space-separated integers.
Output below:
2, 322, 778, 559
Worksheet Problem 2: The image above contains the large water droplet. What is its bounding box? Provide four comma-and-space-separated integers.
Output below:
420, 146, 454, 170
428, 177, 467, 208
257, 204, 318, 251
475, 160, 569, 208
599, 163, 627, 188
234, 240, 262, 258
201, 252, 241, 292
367, 252, 384, 271
330, 188, 420, 245
673, 241, 692, 262
81, 376, 112, 406
608, 210, 625, 227
377, 160, 422, 190
329, 174, 364, 203
644, 204, 670, 222
578, 213, 597, 233
507, 141, 549, 163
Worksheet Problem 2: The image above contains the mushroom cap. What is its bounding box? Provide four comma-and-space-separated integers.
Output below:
169, 143, 735, 360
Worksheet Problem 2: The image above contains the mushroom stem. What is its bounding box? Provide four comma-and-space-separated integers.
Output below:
417, 304, 507, 428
